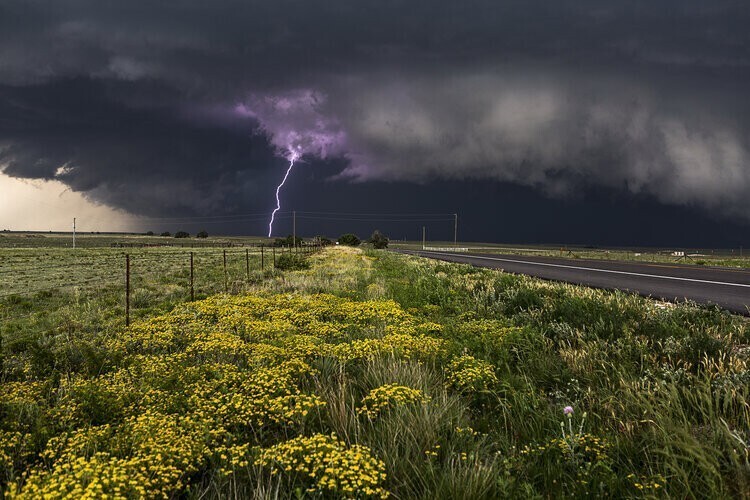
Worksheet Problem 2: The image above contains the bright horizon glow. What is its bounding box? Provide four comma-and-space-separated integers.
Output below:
0, 172, 137, 232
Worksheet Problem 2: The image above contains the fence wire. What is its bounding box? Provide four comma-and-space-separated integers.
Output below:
0, 245, 323, 324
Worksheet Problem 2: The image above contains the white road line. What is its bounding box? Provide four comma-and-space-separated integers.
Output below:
415, 251, 750, 289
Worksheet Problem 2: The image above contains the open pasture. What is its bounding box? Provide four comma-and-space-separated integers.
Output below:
0, 245, 748, 498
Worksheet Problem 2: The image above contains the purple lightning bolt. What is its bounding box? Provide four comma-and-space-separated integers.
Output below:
268, 150, 299, 237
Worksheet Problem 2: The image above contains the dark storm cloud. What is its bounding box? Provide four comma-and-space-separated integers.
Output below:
0, 79, 280, 216
0, 0, 749, 219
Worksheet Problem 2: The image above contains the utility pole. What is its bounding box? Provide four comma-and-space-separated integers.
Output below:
293, 210, 297, 254
223, 249, 228, 292
189, 252, 194, 301
422, 226, 426, 250
72, 217, 76, 249
454, 213, 458, 248
125, 254, 130, 326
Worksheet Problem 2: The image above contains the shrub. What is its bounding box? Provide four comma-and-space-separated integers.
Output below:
160, 232, 171, 237
145, 231, 154, 236
338, 234, 361, 246
369, 230, 389, 249
275, 253, 310, 270
274, 235, 302, 247
174, 231, 189, 239
196, 230, 208, 239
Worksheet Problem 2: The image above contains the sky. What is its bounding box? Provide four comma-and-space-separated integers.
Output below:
1, 1, 749, 246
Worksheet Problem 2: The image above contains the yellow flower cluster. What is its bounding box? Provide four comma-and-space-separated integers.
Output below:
188, 360, 326, 429
559, 433, 610, 463
332, 334, 445, 363
358, 384, 430, 419
11, 452, 153, 499
456, 319, 513, 338
14, 410, 208, 498
213, 442, 251, 477
6, 291, 442, 497
520, 433, 611, 464
627, 473, 665, 492
0, 431, 31, 474
0, 380, 47, 405
454, 426, 480, 437
424, 444, 441, 458
256, 433, 389, 498
446, 355, 498, 392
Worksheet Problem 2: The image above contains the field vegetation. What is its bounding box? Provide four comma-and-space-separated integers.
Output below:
0, 245, 748, 498
391, 241, 750, 269
0, 232, 270, 249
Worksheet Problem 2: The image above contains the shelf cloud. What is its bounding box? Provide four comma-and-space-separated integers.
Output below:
0, 0, 748, 222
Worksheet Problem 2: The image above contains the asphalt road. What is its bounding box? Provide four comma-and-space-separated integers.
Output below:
398, 250, 750, 315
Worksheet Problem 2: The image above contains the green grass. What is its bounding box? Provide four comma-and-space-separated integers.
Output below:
0, 246, 748, 498
391, 240, 750, 269
0, 232, 274, 249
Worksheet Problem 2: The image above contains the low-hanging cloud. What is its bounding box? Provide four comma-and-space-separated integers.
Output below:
244, 71, 750, 218
348, 74, 750, 216
235, 90, 348, 162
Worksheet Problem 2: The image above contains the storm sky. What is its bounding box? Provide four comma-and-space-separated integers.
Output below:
1, 1, 749, 245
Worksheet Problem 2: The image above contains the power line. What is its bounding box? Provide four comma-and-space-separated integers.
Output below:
296, 216, 454, 222
132, 211, 290, 221
295, 211, 455, 216
144, 216, 291, 226
130, 210, 453, 222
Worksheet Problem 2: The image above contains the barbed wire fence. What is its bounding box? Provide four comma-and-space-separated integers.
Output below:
1, 210, 460, 327
0, 242, 324, 326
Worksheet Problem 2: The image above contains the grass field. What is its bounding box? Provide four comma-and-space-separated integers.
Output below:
1, 244, 749, 498
391, 241, 750, 269
0, 232, 270, 249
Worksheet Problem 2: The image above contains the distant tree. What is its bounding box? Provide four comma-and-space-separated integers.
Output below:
273, 235, 302, 247
160, 232, 171, 237
368, 230, 389, 249
196, 230, 208, 239
174, 231, 190, 238
145, 231, 154, 236
337, 233, 361, 246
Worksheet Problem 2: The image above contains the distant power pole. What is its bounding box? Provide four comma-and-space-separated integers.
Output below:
293, 210, 296, 252
422, 226, 426, 250
72, 217, 76, 249
454, 213, 458, 248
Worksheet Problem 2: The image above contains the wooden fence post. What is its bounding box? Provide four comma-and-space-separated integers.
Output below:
190, 252, 194, 301
223, 249, 228, 292
125, 254, 130, 326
